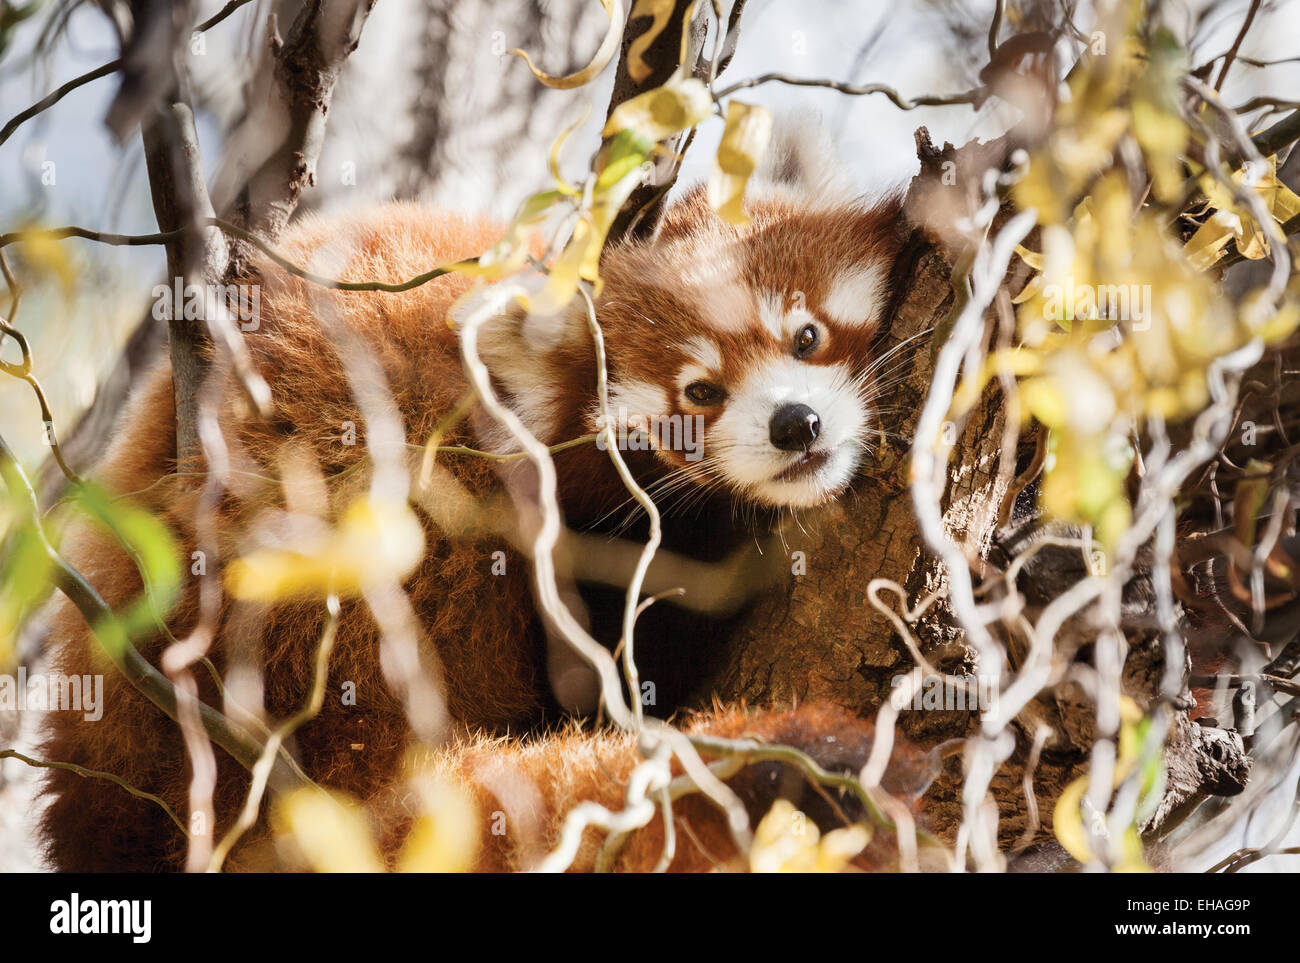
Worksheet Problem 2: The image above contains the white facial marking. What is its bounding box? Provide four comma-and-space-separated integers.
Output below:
676, 336, 723, 373
758, 293, 786, 340
823, 263, 887, 327
709, 357, 868, 507
758, 294, 818, 345
641, 246, 755, 334
698, 281, 755, 334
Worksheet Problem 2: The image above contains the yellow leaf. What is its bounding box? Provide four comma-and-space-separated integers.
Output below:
525, 215, 602, 317
1095, 497, 1133, 549
749, 799, 868, 873
1241, 157, 1300, 257
396, 773, 480, 873
1014, 110, 1129, 224
14, 225, 78, 295
815, 824, 872, 873
1115, 827, 1153, 873
950, 349, 1042, 419
1131, 28, 1188, 203
1253, 298, 1300, 344
275, 788, 384, 873
626, 0, 676, 83
1053, 695, 1155, 869
1054, 779, 1153, 871
522, 131, 651, 315
1011, 272, 1044, 306
1088, 170, 1136, 269
708, 101, 772, 225
603, 75, 712, 145
1250, 154, 1300, 224
453, 190, 565, 285
1184, 210, 1241, 270
226, 496, 425, 602
1014, 244, 1046, 271
750, 799, 818, 872
1052, 775, 1095, 863
510, 0, 625, 89
1193, 155, 1300, 264
1021, 376, 1069, 428
548, 109, 590, 196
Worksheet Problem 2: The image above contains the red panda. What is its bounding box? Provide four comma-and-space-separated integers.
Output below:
37, 140, 911, 871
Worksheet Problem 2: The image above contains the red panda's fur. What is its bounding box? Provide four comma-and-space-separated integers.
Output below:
38, 186, 908, 872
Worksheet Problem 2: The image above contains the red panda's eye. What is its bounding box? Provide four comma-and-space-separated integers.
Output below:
794, 323, 820, 358
685, 381, 726, 405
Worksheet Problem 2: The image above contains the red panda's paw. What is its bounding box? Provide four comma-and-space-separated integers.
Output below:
361, 704, 946, 873
685, 702, 944, 863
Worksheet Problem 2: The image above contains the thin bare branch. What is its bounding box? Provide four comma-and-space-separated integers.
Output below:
0, 0, 257, 148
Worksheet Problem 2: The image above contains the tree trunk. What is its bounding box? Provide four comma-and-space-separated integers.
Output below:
711, 130, 1251, 859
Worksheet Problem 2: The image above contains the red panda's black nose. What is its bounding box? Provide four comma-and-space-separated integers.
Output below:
770, 403, 821, 451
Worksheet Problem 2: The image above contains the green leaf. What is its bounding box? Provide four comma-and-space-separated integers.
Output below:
72, 483, 182, 650
0, 506, 53, 670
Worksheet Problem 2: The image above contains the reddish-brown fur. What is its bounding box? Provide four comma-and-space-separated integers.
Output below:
385, 702, 934, 872
39, 193, 905, 872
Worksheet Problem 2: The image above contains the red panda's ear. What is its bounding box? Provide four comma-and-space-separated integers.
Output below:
475, 297, 590, 390
518, 300, 589, 355
651, 113, 862, 245
649, 185, 715, 244
750, 109, 859, 206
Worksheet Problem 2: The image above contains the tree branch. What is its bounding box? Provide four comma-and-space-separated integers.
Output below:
222, 0, 376, 269
0, 0, 257, 148
30, 0, 376, 505
602, 0, 714, 246
141, 95, 229, 468
1213, 0, 1262, 93
0, 434, 292, 783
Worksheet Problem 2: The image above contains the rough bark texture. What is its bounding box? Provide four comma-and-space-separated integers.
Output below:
37, 0, 375, 501
141, 98, 228, 470
223, 0, 376, 273
602, 0, 711, 245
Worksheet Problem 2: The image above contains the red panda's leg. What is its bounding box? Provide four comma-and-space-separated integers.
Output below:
369, 702, 932, 873
38, 672, 194, 872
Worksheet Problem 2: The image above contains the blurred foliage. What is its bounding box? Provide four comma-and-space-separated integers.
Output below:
0, 479, 181, 667
0, 0, 42, 62
4, 0, 1300, 874
226, 495, 425, 602
939, 0, 1300, 866
67, 483, 182, 670
950, 1, 1300, 548
0, 492, 51, 672
275, 768, 479, 873
749, 798, 872, 873
1053, 697, 1165, 871
711, 100, 774, 225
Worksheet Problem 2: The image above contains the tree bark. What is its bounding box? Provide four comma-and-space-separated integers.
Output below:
709, 130, 1252, 859
602, 0, 714, 244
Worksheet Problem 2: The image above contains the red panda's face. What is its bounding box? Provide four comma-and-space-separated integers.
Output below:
585, 192, 901, 510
